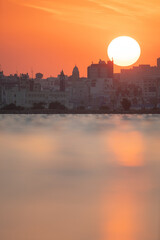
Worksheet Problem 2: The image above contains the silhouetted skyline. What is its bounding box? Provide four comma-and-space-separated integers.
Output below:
1, 0, 160, 77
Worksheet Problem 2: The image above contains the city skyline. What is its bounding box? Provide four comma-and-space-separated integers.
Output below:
0, 57, 160, 79
1, 1, 160, 239
1, 0, 160, 77
1, 57, 160, 112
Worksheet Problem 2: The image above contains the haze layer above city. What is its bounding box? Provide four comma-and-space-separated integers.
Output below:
1, 0, 160, 77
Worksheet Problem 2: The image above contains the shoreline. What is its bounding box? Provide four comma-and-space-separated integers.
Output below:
0, 109, 160, 114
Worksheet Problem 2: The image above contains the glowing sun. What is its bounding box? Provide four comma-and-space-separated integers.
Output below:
107, 36, 141, 67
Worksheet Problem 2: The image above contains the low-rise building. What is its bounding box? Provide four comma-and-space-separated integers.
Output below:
25, 89, 72, 109
4, 86, 26, 106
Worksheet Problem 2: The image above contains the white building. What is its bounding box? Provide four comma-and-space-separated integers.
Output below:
25, 90, 71, 109
71, 78, 90, 108
90, 77, 113, 108
4, 86, 26, 106
3, 87, 72, 109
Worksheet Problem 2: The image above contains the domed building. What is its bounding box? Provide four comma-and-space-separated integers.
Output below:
72, 66, 79, 81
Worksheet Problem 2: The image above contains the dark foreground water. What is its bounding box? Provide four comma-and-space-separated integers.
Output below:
0, 114, 160, 240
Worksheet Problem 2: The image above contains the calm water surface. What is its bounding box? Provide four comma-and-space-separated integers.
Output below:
0, 114, 160, 240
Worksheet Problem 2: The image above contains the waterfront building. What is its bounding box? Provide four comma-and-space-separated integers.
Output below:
4, 86, 26, 107
90, 77, 114, 109
71, 78, 90, 108
25, 90, 71, 108
87, 59, 113, 79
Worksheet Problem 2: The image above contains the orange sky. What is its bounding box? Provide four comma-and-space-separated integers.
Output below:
1, 0, 160, 77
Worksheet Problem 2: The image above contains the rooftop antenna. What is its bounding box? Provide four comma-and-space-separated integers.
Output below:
31, 67, 34, 79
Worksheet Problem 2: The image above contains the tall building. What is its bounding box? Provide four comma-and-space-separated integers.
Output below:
72, 66, 79, 81
0, 71, 4, 79
87, 59, 113, 79
157, 58, 160, 68
59, 70, 65, 92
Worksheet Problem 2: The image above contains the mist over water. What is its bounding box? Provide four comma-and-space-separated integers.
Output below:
0, 114, 160, 240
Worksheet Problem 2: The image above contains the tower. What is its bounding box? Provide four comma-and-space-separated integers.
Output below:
72, 66, 79, 81
107, 60, 114, 78
60, 70, 65, 92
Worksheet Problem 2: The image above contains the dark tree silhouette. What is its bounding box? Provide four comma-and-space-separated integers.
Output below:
2, 103, 24, 110
121, 98, 131, 111
149, 97, 158, 109
99, 105, 109, 111
32, 102, 45, 109
76, 106, 86, 111
49, 102, 66, 110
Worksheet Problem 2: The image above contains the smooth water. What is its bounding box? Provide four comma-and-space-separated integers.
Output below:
0, 114, 160, 240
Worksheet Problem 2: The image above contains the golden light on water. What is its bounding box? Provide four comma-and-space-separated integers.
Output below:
0, 133, 57, 163
107, 131, 144, 167
100, 173, 152, 240
1, 115, 160, 240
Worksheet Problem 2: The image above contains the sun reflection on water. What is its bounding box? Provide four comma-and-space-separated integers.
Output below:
0, 115, 160, 240
106, 131, 145, 167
